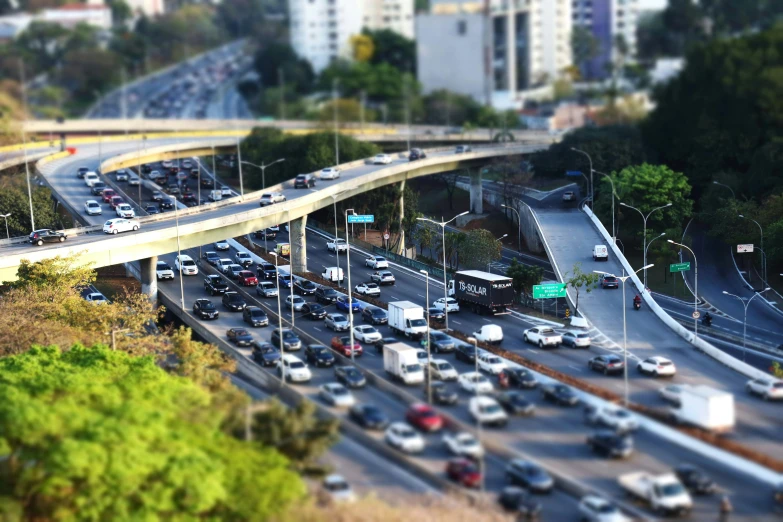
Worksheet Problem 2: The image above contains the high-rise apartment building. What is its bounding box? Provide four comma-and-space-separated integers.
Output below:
572, 0, 639, 80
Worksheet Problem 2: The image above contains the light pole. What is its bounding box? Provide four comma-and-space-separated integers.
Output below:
235, 137, 245, 197
241, 158, 285, 190
620, 202, 672, 290
110, 327, 131, 351
488, 234, 508, 273
594, 169, 617, 242
332, 78, 340, 165
329, 192, 344, 287
722, 289, 770, 362
594, 263, 653, 407
668, 239, 699, 338
344, 208, 357, 363
420, 269, 432, 405
644, 232, 666, 275
738, 214, 766, 286
570, 147, 593, 208
270, 252, 285, 386
712, 181, 736, 199
0, 213, 10, 239
287, 219, 295, 329
416, 211, 469, 332
500, 203, 522, 252
466, 336, 484, 494
174, 195, 185, 311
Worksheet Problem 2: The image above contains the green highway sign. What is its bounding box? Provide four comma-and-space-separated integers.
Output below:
670, 262, 691, 273
533, 283, 567, 299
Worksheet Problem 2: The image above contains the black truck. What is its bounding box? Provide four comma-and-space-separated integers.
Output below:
447, 270, 514, 315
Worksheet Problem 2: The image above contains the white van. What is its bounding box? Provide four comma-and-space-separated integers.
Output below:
208, 190, 222, 202
322, 266, 344, 283
593, 245, 608, 261
471, 324, 504, 345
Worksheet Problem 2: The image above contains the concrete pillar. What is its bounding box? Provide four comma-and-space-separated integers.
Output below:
290, 215, 308, 273
470, 169, 483, 214
396, 180, 406, 256
140, 256, 158, 300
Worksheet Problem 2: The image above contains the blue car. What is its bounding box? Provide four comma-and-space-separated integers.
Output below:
336, 295, 361, 313
278, 274, 294, 288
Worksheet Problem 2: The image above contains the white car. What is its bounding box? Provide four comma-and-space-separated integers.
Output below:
175, 255, 199, 275
260, 192, 286, 206
658, 384, 692, 405
442, 431, 484, 458
161, 160, 173, 169
365, 255, 388, 269
353, 325, 382, 343
458, 371, 494, 394
562, 330, 591, 348
103, 218, 139, 234
217, 258, 233, 273
84, 200, 102, 216
234, 251, 253, 267
115, 203, 135, 218
85, 292, 108, 304
128, 175, 140, 186
468, 396, 508, 427
320, 167, 341, 180
354, 282, 381, 297
476, 351, 507, 375
84, 172, 100, 186
384, 422, 425, 453
155, 261, 174, 280
373, 153, 393, 165
523, 326, 562, 348
322, 474, 356, 503
427, 359, 458, 381
277, 354, 311, 383
115, 169, 129, 181
285, 295, 306, 311
214, 240, 230, 251
471, 324, 504, 345
327, 238, 347, 253
319, 383, 356, 408
636, 356, 677, 377
432, 297, 459, 313
181, 159, 193, 169
578, 495, 630, 522
584, 404, 639, 432
746, 378, 783, 400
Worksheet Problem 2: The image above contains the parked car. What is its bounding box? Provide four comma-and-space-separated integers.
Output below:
29, 229, 67, 245
226, 327, 253, 347
192, 299, 219, 320
103, 219, 139, 234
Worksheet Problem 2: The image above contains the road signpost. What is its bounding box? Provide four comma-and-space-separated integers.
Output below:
533, 283, 567, 299
669, 262, 691, 273
692, 311, 701, 319
737, 244, 754, 253
347, 214, 374, 224
565, 171, 584, 177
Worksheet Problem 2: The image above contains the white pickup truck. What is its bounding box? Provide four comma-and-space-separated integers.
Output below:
327, 238, 348, 253
618, 472, 692, 517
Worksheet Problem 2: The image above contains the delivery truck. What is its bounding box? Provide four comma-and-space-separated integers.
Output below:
670, 385, 735, 432
447, 270, 514, 315
383, 342, 424, 385
388, 301, 428, 339
618, 472, 692, 517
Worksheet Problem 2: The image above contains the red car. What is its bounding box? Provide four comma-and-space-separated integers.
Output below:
405, 403, 443, 432
110, 196, 124, 209
238, 270, 258, 286
446, 458, 481, 488
330, 336, 362, 357
102, 189, 117, 203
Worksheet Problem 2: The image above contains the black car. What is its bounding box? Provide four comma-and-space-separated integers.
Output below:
159, 198, 175, 210
203, 251, 221, 266
587, 354, 624, 375
253, 229, 277, 240
256, 262, 277, 280
305, 344, 335, 367
426, 307, 446, 323
91, 182, 107, 195
301, 302, 327, 320
294, 279, 317, 296
408, 148, 427, 161
503, 368, 538, 389
374, 336, 398, 353
430, 382, 459, 405
221, 292, 246, 312
242, 306, 269, 327
455, 343, 477, 363
505, 460, 554, 493
294, 174, 316, 188
497, 486, 543, 520
145, 205, 160, 214
334, 366, 367, 388
349, 404, 389, 430
586, 430, 634, 459
496, 391, 535, 415
675, 464, 717, 495
204, 275, 229, 295
270, 328, 301, 351
141, 164, 152, 174
29, 229, 67, 246
251, 341, 281, 367
192, 298, 219, 319
226, 327, 253, 347
200, 177, 214, 188
541, 383, 579, 406
315, 286, 339, 304
182, 194, 198, 207
361, 306, 388, 325
429, 331, 455, 353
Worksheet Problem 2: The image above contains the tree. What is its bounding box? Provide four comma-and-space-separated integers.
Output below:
771, 361, 783, 379
60, 48, 120, 104
318, 98, 376, 125
457, 229, 502, 271
166, 326, 237, 393
571, 26, 601, 80
0, 344, 306, 520
14, 21, 69, 72
415, 224, 434, 258
564, 262, 600, 315
254, 42, 315, 94
107, 0, 132, 26
0, 174, 63, 237
362, 28, 415, 72
433, 172, 460, 210
506, 259, 544, 305
351, 33, 375, 62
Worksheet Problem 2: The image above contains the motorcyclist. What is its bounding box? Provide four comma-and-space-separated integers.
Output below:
633, 295, 642, 307
704, 311, 713, 325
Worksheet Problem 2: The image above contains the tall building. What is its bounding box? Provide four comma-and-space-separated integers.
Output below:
572, 0, 640, 80
289, 0, 414, 74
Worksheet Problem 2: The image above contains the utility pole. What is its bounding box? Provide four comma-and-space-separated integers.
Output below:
332, 78, 340, 165
19, 59, 35, 232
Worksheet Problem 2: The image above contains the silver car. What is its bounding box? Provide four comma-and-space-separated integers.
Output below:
256, 281, 278, 297
325, 313, 350, 332
286, 295, 306, 311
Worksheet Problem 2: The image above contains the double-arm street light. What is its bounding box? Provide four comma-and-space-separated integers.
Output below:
420, 269, 432, 405
620, 202, 672, 289
416, 211, 469, 331
500, 203, 522, 252
738, 214, 766, 286
241, 158, 285, 190
594, 263, 653, 407
722, 288, 770, 362
645, 232, 666, 276
570, 147, 593, 208
667, 239, 699, 338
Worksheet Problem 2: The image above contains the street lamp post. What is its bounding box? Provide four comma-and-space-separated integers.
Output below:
0, 213, 10, 239
738, 214, 766, 286
594, 263, 653, 407
644, 232, 666, 274
270, 252, 285, 387
329, 192, 344, 287
668, 240, 699, 338
333, 78, 340, 165
500, 203, 522, 252
174, 195, 185, 311
722, 289, 770, 362
466, 336, 484, 494
110, 327, 131, 351
420, 269, 432, 405
594, 169, 617, 242
712, 181, 736, 199
416, 211, 469, 332
570, 147, 594, 209
241, 158, 285, 191
488, 234, 508, 273
620, 202, 672, 289
344, 208, 357, 363
287, 219, 295, 329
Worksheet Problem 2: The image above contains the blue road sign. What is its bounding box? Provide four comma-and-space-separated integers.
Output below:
566, 171, 584, 177
347, 214, 374, 224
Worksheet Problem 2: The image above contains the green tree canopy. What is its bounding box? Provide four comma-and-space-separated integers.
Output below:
254, 42, 315, 95
506, 259, 544, 304
362, 28, 416, 72
457, 229, 502, 270
564, 262, 600, 315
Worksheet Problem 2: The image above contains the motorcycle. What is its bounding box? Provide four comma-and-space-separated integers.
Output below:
701, 315, 712, 327
633, 300, 641, 311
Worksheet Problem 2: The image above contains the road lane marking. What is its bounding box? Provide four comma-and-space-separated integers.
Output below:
313, 327, 322, 332
452, 320, 462, 325
568, 365, 584, 372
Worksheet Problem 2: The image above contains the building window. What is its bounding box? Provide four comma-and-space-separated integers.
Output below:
457, 20, 467, 35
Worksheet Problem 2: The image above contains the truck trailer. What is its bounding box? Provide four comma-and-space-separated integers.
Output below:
383, 342, 424, 385
448, 270, 514, 315
670, 385, 735, 432
388, 301, 428, 339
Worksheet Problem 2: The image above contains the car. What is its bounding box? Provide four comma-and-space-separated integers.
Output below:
477, 351, 507, 375
253, 228, 277, 240
109, 196, 124, 209
155, 261, 174, 280
101, 189, 117, 203
203, 251, 221, 267
458, 372, 493, 394
151, 190, 165, 202
523, 327, 562, 348
319, 383, 356, 408
746, 378, 783, 400
293, 279, 317, 296
165, 184, 180, 195
496, 391, 535, 416
352, 325, 382, 343
325, 313, 350, 332
562, 191, 576, 202
259, 192, 286, 206
426, 307, 446, 323
674, 464, 717, 495
432, 297, 460, 313
226, 327, 253, 347
469, 395, 508, 427
584, 405, 638, 432
320, 167, 341, 180
175, 255, 198, 276
103, 219, 139, 234
442, 431, 484, 458
373, 336, 398, 353
220, 185, 232, 197
321, 474, 356, 504
502, 368, 538, 389
128, 175, 140, 186
455, 144, 472, 153
285, 294, 306, 311
256, 281, 278, 298
271, 328, 301, 351
472, 324, 503, 345
408, 148, 427, 161
361, 306, 388, 325
226, 264, 244, 280
84, 200, 102, 216
115, 169, 129, 181
588, 354, 625, 375
276, 354, 311, 383
315, 286, 339, 304
370, 270, 396, 285
335, 295, 361, 313
216, 259, 233, 274
505, 459, 553, 493
334, 365, 367, 388
562, 330, 591, 348
242, 306, 269, 327
600, 274, 620, 289
331, 336, 362, 358
430, 382, 459, 405
221, 292, 246, 312
83, 172, 100, 186
192, 298, 219, 319
578, 494, 629, 522
144, 204, 159, 214
384, 422, 425, 453
77, 166, 89, 178
305, 344, 335, 367
446, 458, 482, 488
349, 403, 388, 430
454, 343, 477, 363
181, 159, 193, 169
203, 275, 229, 296
354, 282, 381, 297
658, 384, 692, 405
498, 486, 543, 520
234, 251, 253, 267
426, 331, 454, 353
256, 262, 277, 280
301, 302, 327, 320
365, 255, 388, 269
372, 153, 392, 165
278, 274, 294, 289
326, 238, 348, 253
294, 173, 316, 188
90, 182, 107, 196
159, 197, 175, 210
84, 292, 108, 304
637, 356, 677, 377
214, 239, 230, 251
29, 229, 67, 245
115, 203, 135, 218
237, 270, 258, 286
586, 430, 634, 459
405, 403, 444, 432
541, 383, 579, 406
427, 359, 458, 381
149, 171, 164, 184
251, 342, 280, 367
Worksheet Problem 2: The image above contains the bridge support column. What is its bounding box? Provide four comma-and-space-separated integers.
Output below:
396, 180, 406, 256
470, 169, 483, 214
290, 216, 307, 273
140, 256, 158, 300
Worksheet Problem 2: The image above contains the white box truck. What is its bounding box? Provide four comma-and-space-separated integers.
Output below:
383, 342, 424, 385
388, 301, 428, 339
618, 472, 692, 517
670, 385, 735, 432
